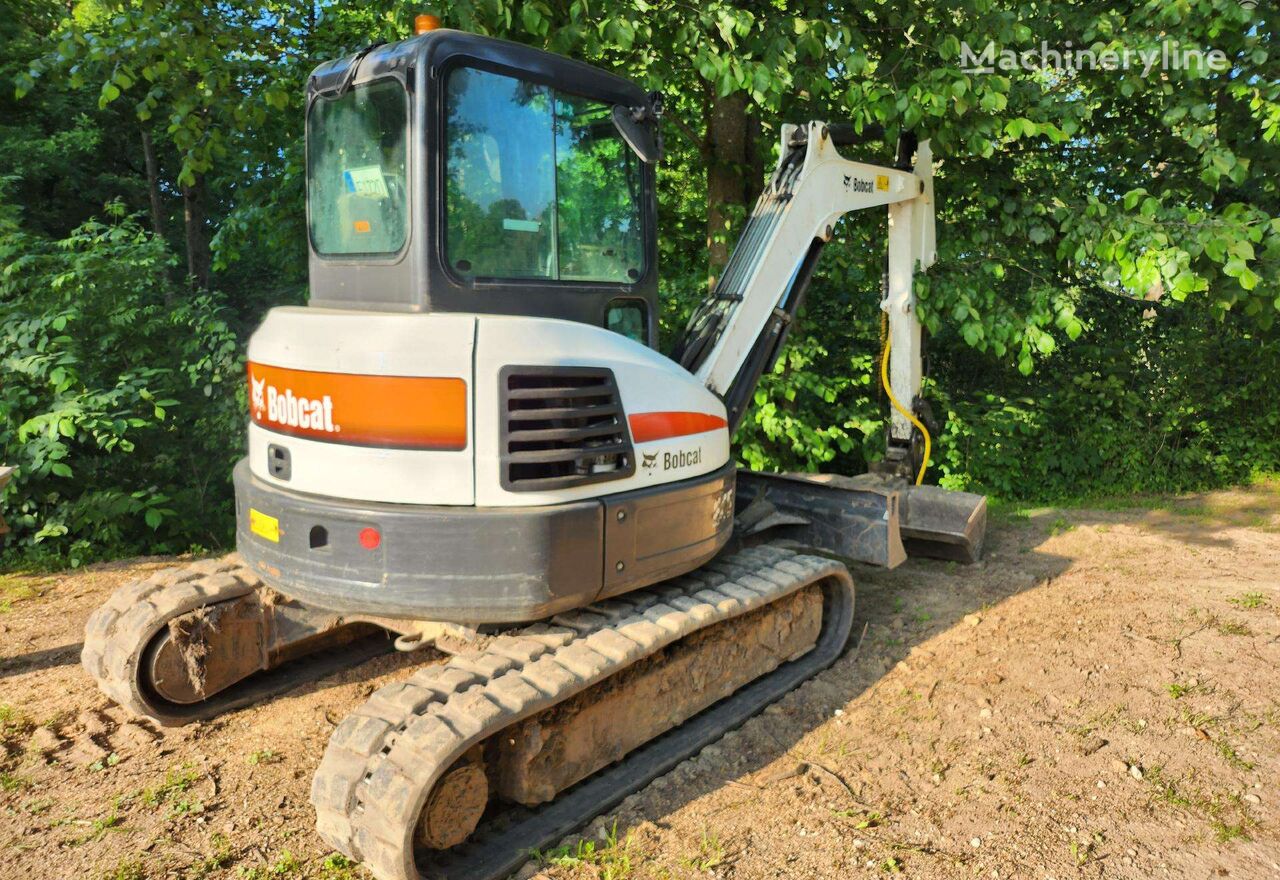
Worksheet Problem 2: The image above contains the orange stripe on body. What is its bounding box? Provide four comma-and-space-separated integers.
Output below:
247, 361, 467, 450
628, 411, 728, 443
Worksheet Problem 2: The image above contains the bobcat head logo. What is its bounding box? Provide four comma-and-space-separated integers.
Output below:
641, 451, 658, 471
250, 376, 266, 417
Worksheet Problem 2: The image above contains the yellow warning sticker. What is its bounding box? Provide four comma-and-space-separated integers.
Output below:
249, 508, 279, 543
876, 175, 890, 192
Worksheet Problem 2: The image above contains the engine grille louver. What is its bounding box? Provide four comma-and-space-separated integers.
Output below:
500, 366, 635, 491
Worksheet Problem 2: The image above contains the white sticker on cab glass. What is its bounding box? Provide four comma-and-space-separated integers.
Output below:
343, 165, 389, 199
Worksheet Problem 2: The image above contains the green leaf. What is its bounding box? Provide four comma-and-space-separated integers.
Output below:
521, 4, 543, 35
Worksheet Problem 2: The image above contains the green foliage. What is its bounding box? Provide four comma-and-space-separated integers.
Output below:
534, 822, 635, 879
1, 201, 243, 564
934, 292, 1280, 501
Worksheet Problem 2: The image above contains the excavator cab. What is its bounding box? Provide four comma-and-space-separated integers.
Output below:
304, 30, 662, 347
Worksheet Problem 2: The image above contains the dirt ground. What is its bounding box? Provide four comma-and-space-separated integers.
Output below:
2, 482, 1279, 880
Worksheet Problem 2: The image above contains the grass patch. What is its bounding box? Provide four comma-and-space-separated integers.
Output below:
167, 795, 205, 820
22, 797, 52, 815
317, 854, 359, 880
1214, 738, 1255, 772
89, 752, 121, 772
1068, 704, 1124, 738
141, 763, 200, 807
1, 770, 30, 791
0, 703, 33, 737
247, 748, 281, 766
1216, 619, 1253, 636
1069, 839, 1094, 866
0, 573, 52, 612
1047, 515, 1075, 536
680, 831, 725, 873
535, 822, 635, 880
102, 860, 146, 880
1228, 592, 1267, 610
69, 807, 125, 846
1213, 820, 1252, 843
236, 850, 302, 879
184, 833, 234, 879
1144, 766, 1258, 842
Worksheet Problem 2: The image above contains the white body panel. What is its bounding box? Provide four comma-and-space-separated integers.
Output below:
474, 315, 729, 507
245, 308, 728, 508
247, 308, 476, 506
249, 307, 478, 376
247, 423, 476, 505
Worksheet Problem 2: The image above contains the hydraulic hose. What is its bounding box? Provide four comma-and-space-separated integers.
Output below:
879, 335, 931, 486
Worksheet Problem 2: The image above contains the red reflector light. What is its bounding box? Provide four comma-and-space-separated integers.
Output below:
359, 527, 381, 550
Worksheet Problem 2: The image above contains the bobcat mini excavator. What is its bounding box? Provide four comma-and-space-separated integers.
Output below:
83, 21, 986, 880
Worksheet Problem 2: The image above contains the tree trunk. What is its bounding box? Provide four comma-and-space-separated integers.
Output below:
182, 178, 211, 290
705, 90, 754, 288
140, 129, 167, 240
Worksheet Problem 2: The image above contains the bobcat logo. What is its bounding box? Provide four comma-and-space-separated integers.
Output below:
641, 451, 658, 471
250, 376, 266, 418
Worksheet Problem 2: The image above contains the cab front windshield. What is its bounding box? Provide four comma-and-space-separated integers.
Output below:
307, 79, 409, 256
445, 67, 644, 283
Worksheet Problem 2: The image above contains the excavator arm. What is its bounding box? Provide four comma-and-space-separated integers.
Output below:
674, 121, 936, 470
676, 121, 985, 566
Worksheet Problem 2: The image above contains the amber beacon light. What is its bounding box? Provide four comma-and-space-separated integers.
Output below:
415, 13, 441, 33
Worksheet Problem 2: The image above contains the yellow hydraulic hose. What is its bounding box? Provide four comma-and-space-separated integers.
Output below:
879, 334, 931, 486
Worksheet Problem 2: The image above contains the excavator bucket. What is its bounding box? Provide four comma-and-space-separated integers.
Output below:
898, 481, 988, 563
735, 470, 986, 567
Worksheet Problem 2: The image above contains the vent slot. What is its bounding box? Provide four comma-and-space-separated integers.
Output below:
500, 366, 635, 491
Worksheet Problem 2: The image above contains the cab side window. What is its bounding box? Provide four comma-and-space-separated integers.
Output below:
605, 299, 648, 345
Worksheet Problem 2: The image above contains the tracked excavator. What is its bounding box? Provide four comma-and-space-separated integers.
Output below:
83, 20, 986, 880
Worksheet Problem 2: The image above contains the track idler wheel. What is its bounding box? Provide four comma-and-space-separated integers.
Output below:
416, 753, 489, 851
83, 555, 389, 726
144, 595, 269, 705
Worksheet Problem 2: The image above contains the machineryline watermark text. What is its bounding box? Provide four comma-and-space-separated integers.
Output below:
960, 40, 1230, 76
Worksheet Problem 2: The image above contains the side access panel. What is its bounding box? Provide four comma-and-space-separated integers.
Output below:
600, 462, 735, 599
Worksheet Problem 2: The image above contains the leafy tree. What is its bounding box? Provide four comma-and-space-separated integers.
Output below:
0, 200, 242, 563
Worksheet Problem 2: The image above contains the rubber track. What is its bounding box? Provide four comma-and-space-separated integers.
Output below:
81, 555, 390, 726
311, 546, 855, 880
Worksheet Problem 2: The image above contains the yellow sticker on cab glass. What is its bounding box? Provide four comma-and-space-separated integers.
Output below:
249, 508, 280, 543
